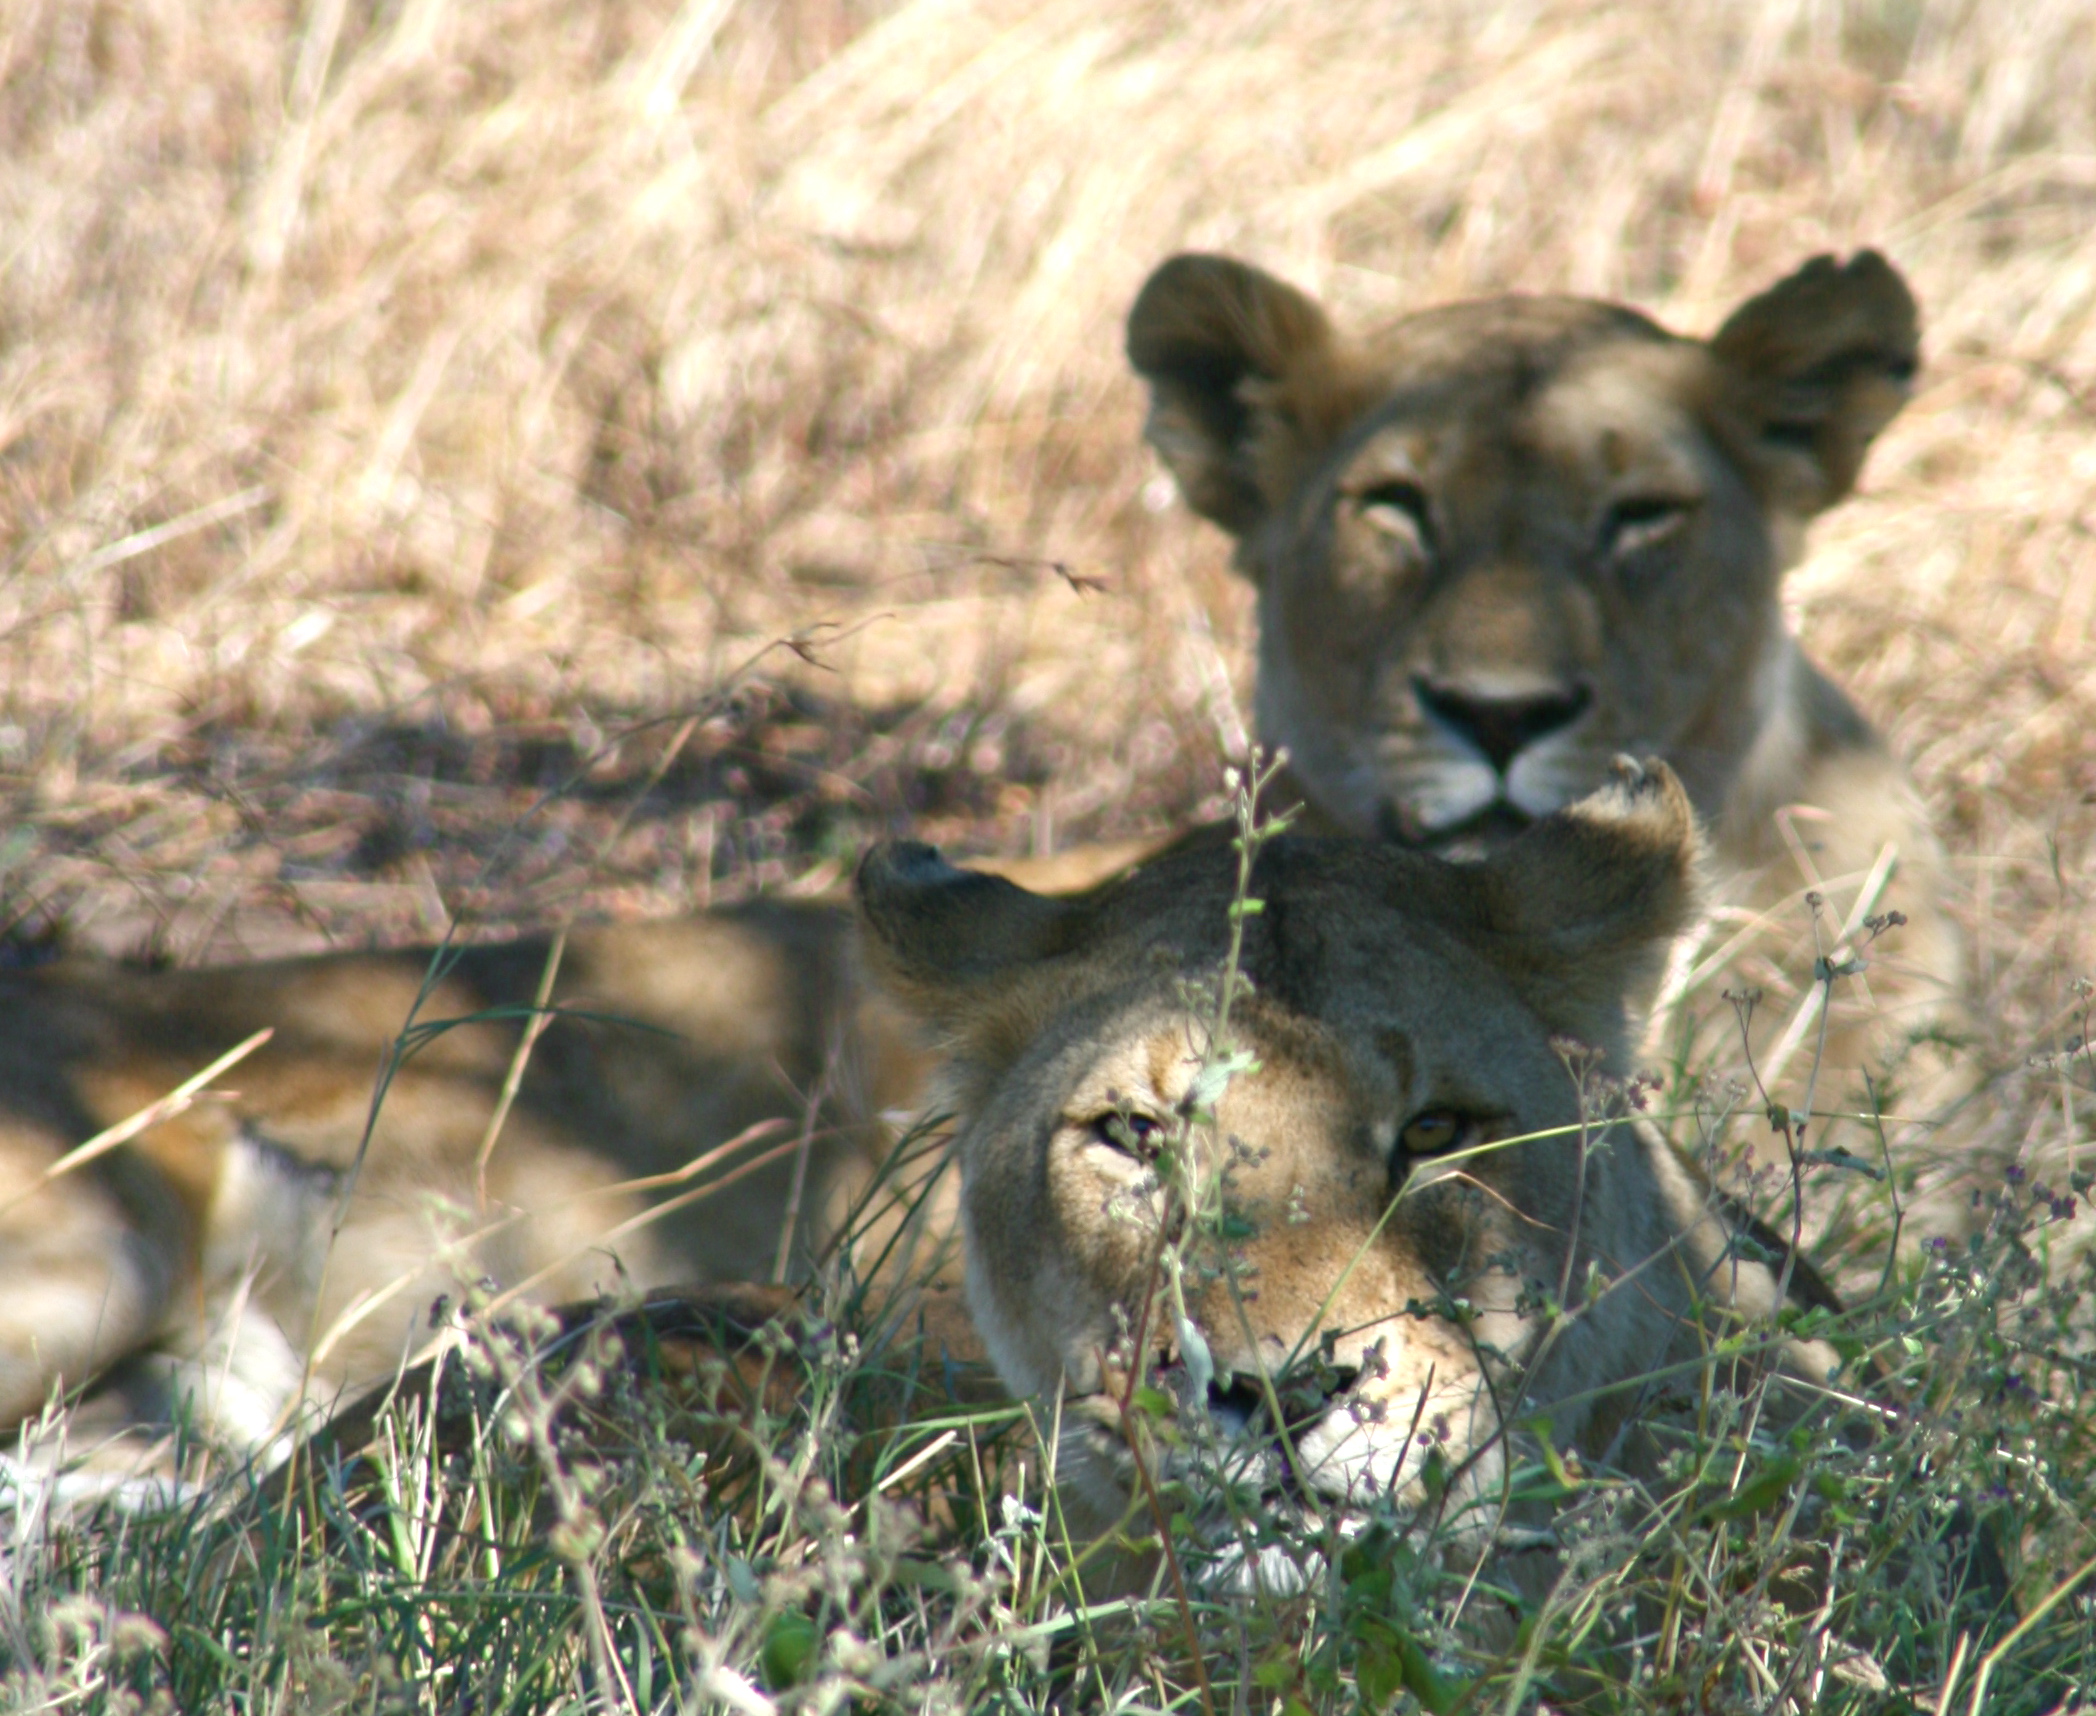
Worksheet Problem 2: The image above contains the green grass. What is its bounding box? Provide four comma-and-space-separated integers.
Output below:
4, 1137, 2091, 1714
6, 839, 2095, 1715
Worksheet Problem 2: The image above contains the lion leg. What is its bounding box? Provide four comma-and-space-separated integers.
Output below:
0, 1127, 191, 1427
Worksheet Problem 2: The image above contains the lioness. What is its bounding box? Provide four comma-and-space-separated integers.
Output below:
855, 758, 1838, 1570
1127, 251, 1960, 1091
0, 814, 1176, 1452
1, 249, 1944, 1457
0, 905, 923, 1444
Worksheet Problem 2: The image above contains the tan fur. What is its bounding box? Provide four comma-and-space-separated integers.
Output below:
1128, 252, 1961, 1100
857, 760, 1840, 1574
0, 903, 942, 1441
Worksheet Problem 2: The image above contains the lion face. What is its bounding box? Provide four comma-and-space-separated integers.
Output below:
859, 761, 1818, 1561
1127, 254, 1918, 854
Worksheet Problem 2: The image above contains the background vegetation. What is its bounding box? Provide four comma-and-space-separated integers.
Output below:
0, 0, 2092, 1708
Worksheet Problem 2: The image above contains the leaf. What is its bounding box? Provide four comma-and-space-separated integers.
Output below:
890, 1558, 963, 1593
1800, 1146, 1886, 1180
1356, 1635, 1403, 1707
1356, 1622, 1466, 1714
1253, 1652, 1299, 1691
1536, 1438, 1585, 1495
1699, 1452, 1803, 1522
1175, 1314, 1215, 1402
761, 1611, 819, 1689
1398, 1633, 1467, 1714
1183, 1048, 1260, 1115
1131, 1383, 1176, 1421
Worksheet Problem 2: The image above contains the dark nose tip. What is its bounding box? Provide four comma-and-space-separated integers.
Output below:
1412, 676, 1593, 774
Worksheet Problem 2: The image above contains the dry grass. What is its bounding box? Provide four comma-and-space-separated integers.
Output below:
3, 0, 2089, 995
0, 0, 2093, 1706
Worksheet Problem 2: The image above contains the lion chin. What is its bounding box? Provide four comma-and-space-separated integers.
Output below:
1376, 795, 1535, 857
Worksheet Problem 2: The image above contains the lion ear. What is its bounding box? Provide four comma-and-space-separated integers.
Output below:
1126, 253, 1342, 538
1710, 251, 1918, 517
855, 842, 1079, 1025
1448, 757, 1702, 1054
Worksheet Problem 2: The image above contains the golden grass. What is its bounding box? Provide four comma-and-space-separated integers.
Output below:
0, 0, 2090, 1139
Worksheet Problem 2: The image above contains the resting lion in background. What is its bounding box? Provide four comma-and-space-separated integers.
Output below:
0, 905, 924, 1448
1126, 250, 1961, 1097
855, 758, 1842, 1579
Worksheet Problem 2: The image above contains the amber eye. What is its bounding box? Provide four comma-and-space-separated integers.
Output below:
1092, 1111, 1166, 1157
1599, 496, 1693, 563
1354, 480, 1434, 555
1398, 1110, 1476, 1157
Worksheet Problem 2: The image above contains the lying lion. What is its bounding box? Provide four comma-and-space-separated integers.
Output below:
1126, 249, 1961, 1100
296, 761, 1847, 1625
0, 902, 918, 1445
854, 757, 1841, 1578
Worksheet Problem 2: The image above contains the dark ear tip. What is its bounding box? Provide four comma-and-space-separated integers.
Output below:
1840, 247, 1917, 310
1788, 248, 1907, 289
856, 840, 960, 899
1133, 252, 1242, 299
1719, 249, 1918, 343
1139, 251, 1226, 286
1126, 252, 1244, 368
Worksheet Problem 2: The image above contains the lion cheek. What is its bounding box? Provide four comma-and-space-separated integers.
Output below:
962, 1243, 1067, 1401
960, 1210, 1129, 1404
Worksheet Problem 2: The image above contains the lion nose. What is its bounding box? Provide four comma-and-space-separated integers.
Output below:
1412, 676, 1592, 775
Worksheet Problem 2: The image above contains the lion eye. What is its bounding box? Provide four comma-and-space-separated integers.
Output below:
1398, 1110, 1476, 1157
1599, 496, 1692, 562
1091, 1111, 1167, 1157
1354, 481, 1434, 555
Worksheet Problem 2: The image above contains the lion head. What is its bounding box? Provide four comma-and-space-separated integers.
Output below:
1126, 252, 1918, 863
858, 760, 1833, 1576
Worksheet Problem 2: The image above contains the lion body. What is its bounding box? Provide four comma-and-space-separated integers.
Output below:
0, 834, 1163, 1450
0, 905, 923, 1442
